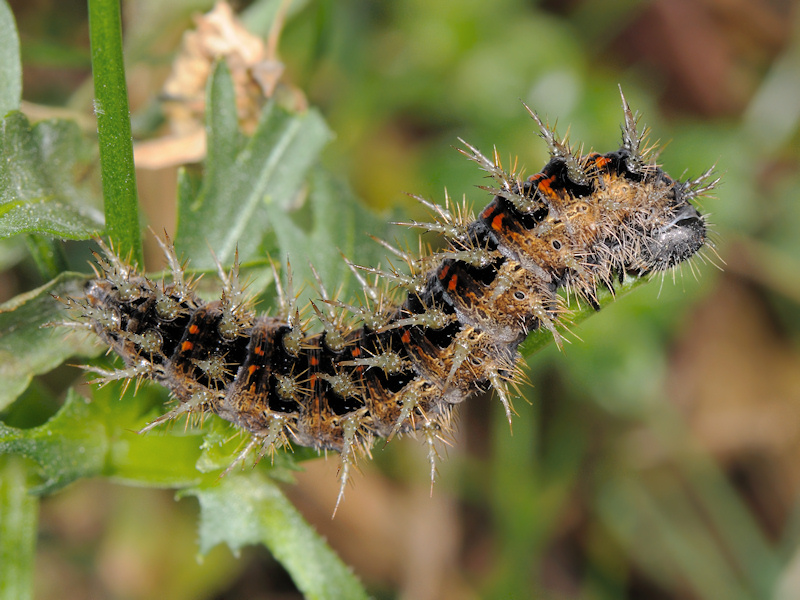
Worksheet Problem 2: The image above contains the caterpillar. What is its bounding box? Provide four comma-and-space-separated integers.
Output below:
68, 91, 716, 509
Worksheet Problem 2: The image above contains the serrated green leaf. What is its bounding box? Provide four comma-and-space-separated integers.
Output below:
0, 272, 100, 410
0, 112, 104, 240
0, 0, 21, 117
0, 381, 207, 494
0, 389, 107, 494
202, 60, 243, 181
175, 61, 333, 270
184, 471, 369, 600
264, 167, 397, 306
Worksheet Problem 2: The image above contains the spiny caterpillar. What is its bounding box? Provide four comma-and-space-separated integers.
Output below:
69, 91, 716, 509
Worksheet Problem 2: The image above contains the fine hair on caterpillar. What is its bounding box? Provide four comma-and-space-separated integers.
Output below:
67, 89, 717, 512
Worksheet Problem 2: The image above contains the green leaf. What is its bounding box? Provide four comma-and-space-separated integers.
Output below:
175, 61, 334, 270
263, 167, 397, 306
0, 390, 107, 494
89, 382, 207, 489
0, 382, 207, 495
0, 456, 37, 600
184, 471, 369, 600
88, 0, 143, 265
0, 112, 104, 240
0, 272, 100, 410
0, 0, 21, 116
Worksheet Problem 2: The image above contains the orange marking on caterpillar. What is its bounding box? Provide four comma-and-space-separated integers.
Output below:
491, 213, 504, 231
447, 274, 458, 292
188, 324, 199, 335
181, 341, 194, 352
593, 156, 611, 169
537, 175, 556, 193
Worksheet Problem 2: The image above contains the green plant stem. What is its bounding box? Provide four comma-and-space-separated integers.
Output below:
0, 456, 38, 600
519, 274, 648, 358
88, 0, 143, 267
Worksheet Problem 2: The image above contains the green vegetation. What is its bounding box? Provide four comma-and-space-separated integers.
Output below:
2, 1, 800, 598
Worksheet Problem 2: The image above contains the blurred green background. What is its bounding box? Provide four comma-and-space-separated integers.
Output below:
4, 0, 800, 598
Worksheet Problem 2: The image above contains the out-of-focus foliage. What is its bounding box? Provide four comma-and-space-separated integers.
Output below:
2, 0, 800, 598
